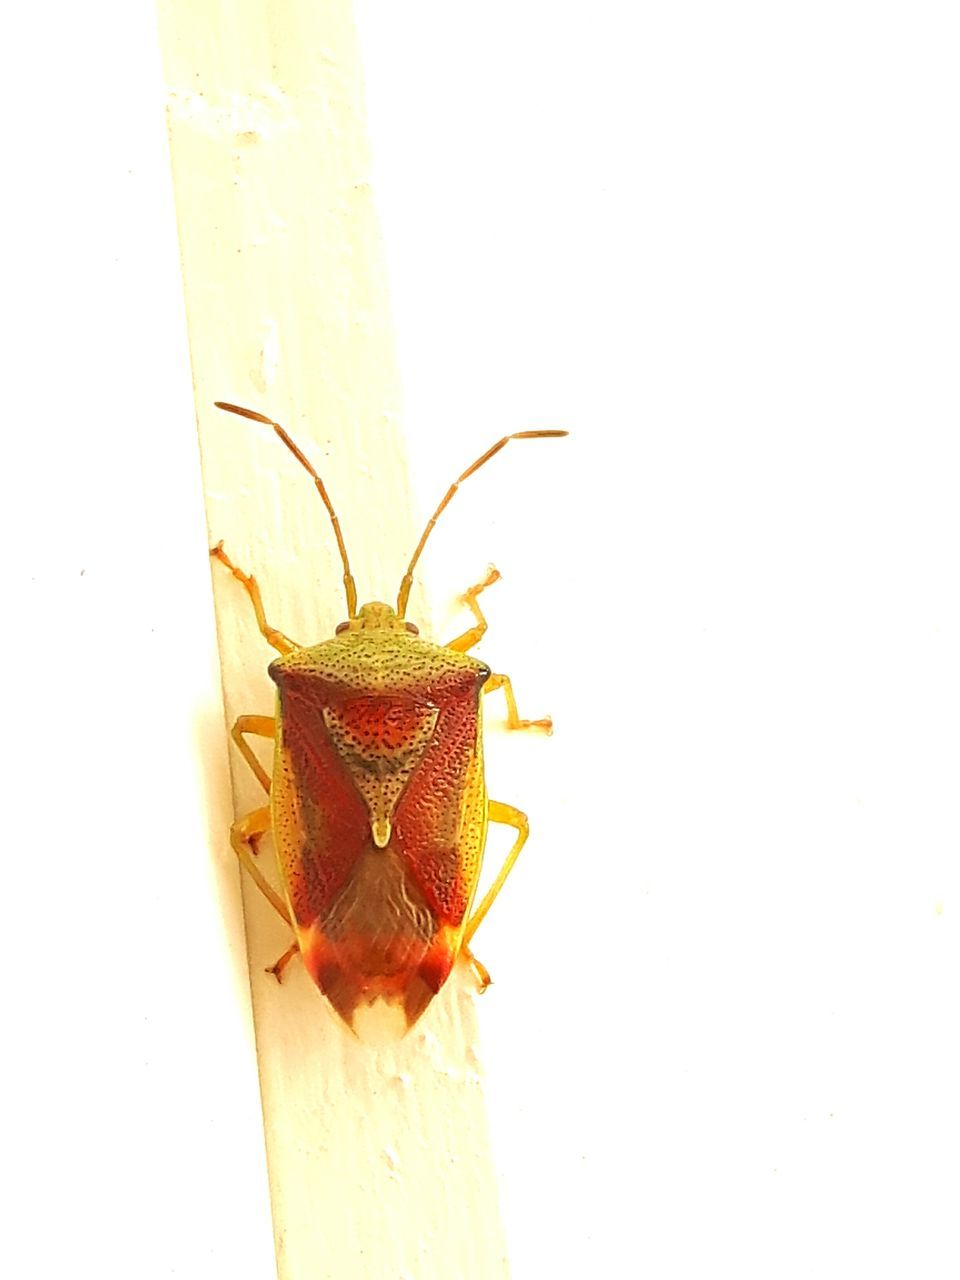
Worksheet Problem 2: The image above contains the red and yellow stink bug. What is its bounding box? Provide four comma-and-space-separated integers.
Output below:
210, 401, 566, 1035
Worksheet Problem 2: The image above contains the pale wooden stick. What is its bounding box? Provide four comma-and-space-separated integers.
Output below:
158, 3, 510, 1278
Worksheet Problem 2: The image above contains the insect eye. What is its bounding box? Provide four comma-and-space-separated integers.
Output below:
335, 621, 350, 635
404, 622, 419, 635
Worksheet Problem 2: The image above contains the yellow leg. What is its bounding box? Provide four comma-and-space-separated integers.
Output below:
210, 541, 299, 655
230, 807, 301, 980
462, 944, 492, 992
230, 807, 290, 923
446, 568, 553, 731
266, 942, 300, 982
483, 672, 553, 734
463, 800, 529, 961
446, 565, 501, 652
231, 715, 275, 795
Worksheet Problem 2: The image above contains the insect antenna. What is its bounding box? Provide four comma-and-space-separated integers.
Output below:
215, 402, 358, 618
396, 429, 568, 618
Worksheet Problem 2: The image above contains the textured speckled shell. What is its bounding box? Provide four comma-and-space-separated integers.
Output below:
268, 628, 490, 1028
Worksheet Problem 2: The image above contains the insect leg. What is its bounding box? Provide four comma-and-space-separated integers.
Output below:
463, 800, 529, 948
231, 715, 275, 794
483, 673, 553, 734
462, 944, 492, 992
210, 541, 299, 655
445, 565, 501, 652
231, 807, 291, 925
230, 807, 302, 982
266, 942, 300, 983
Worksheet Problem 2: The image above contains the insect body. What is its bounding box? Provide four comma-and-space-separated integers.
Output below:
211, 401, 566, 1035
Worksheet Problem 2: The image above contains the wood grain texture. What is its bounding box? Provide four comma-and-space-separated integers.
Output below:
157, 3, 510, 1277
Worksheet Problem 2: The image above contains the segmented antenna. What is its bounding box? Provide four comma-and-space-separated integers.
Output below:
396, 430, 568, 618
215, 402, 358, 618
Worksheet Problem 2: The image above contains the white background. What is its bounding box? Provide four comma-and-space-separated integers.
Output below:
4, 2, 960, 1277
355, 4, 960, 1276
1, 4, 276, 1279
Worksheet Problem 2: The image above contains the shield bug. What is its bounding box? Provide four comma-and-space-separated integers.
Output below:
210, 401, 566, 1035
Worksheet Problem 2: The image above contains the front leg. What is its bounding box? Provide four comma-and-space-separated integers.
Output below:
210, 542, 299, 655
445, 565, 501, 652
447, 568, 553, 730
